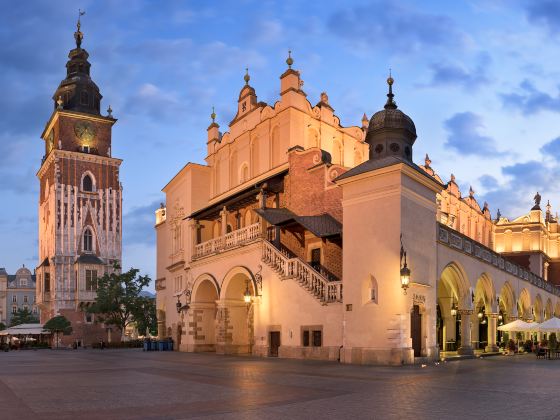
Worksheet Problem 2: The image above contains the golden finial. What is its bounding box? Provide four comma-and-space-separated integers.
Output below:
286, 50, 294, 69
211, 106, 216, 123
387, 68, 393, 86
244, 68, 250, 85
384, 68, 397, 110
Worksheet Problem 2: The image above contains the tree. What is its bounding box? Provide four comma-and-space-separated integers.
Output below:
0, 322, 6, 331
44, 315, 73, 348
87, 265, 152, 340
132, 296, 157, 337
10, 308, 39, 326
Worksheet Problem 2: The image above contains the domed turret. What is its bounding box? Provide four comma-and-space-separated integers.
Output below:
365, 74, 416, 161
52, 12, 102, 115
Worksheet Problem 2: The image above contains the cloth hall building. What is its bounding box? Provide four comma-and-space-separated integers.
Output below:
155, 55, 560, 365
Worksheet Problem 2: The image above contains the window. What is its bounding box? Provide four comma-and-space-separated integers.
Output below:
32, 306, 37, 314
23, 305, 28, 311
80, 91, 88, 105
20, 278, 28, 287
302, 326, 322, 347
82, 174, 93, 192
44, 273, 50, 292
12, 306, 17, 314
12, 295, 16, 303
174, 276, 182, 293
85, 313, 93, 323
23, 295, 28, 303
83, 228, 93, 252
85, 270, 97, 291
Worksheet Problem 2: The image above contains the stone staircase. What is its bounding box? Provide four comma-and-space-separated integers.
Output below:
262, 239, 342, 304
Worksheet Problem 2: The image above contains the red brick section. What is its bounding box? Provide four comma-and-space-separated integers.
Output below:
54, 309, 120, 348
285, 147, 347, 223
56, 114, 113, 156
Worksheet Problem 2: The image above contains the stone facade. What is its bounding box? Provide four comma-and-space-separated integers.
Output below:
156, 58, 560, 365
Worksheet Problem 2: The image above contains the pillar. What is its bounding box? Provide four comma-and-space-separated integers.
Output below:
457, 310, 473, 355
485, 313, 499, 352
220, 206, 228, 236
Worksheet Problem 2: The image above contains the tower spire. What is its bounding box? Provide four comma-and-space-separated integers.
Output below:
384, 69, 397, 110
74, 9, 85, 49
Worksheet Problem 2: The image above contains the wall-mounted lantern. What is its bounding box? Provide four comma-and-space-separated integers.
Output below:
451, 302, 458, 317
400, 235, 410, 295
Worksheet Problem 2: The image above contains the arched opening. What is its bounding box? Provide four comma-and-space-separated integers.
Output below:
437, 262, 471, 355
83, 228, 93, 252
545, 298, 553, 321
239, 163, 249, 184
534, 294, 543, 323
82, 174, 93, 192
190, 276, 220, 352
217, 268, 255, 354
498, 282, 515, 345
243, 209, 252, 228
473, 274, 496, 351
555, 301, 560, 318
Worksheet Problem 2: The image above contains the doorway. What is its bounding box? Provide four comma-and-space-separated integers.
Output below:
310, 248, 321, 271
269, 331, 280, 357
411, 305, 422, 357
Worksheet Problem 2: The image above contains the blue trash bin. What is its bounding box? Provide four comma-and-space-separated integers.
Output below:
158, 340, 166, 351
143, 340, 150, 351
167, 338, 173, 351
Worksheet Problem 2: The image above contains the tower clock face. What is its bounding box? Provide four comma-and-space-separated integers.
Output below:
74, 121, 97, 143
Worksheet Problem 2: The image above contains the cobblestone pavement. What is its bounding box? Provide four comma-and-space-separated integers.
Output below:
1, 350, 560, 420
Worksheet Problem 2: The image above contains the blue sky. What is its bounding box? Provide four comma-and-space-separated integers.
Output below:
1, 0, 560, 288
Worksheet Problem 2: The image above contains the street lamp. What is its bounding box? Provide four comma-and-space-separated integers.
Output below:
399, 235, 410, 295
243, 280, 251, 304
450, 302, 458, 317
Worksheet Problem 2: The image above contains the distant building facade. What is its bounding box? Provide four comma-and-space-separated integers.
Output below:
155, 55, 560, 365
35, 20, 122, 346
0, 266, 39, 326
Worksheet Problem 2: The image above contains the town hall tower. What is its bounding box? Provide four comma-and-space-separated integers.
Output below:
36, 17, 122, 345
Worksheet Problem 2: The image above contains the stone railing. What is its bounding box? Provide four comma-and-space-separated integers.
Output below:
193, 222, 261, 260
262, 239, 342, 304
437, 223, 560, 297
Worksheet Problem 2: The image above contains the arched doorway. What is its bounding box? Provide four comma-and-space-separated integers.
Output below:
437, 262, 471, 354
190, 275, 220, 352
217, 267, 255, 354
498, 282, 515, 346
474, 274, 496, 352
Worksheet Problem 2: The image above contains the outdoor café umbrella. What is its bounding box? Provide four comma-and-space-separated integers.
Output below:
536, 317, 560, 333
497, 319, 534, 332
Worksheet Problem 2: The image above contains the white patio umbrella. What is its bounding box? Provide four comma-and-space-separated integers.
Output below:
497, 319, 535, 332
536, 317, 560, 333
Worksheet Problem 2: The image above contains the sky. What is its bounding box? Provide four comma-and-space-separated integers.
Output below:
1, 0, 560, 289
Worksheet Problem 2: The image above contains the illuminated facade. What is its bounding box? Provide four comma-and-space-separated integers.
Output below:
156, 55, 560, 365
35, 20, 121, 346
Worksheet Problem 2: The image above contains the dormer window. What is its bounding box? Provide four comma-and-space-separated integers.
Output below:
82, 174, 93, 192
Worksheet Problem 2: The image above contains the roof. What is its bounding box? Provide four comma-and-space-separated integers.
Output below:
335, 155, 445, 188
75, 254, 105, 265
0, 268, 7, 276
255, 208, 342, 237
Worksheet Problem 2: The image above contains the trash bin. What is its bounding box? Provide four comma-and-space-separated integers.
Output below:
158, 340, 167, 351
143, 339, 150, 352
167, 338, 174, 351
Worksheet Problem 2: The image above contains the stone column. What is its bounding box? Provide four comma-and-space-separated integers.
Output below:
220, 206, 228, 236
457, 309, 474, 355
486, 313, 499, 352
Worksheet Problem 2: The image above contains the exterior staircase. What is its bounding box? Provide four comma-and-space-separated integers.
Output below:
262, 239, 342, 304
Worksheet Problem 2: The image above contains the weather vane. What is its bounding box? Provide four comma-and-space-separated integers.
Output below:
74, 9, 86, 48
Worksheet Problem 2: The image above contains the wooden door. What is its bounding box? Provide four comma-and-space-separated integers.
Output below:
310, 248, 321, 271
411, 305, 422, 357
269, 331, 280, 357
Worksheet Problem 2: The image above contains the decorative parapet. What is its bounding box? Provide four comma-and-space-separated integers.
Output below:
437, 223, 560, 297
193, 222, 260, 260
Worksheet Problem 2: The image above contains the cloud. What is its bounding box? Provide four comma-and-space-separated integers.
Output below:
444, 112, 504, 156
125, 83, 187, 121
251, 19, 284, 44
500, 79, 560, 114
424, 53, 491, 90
123, 200, 161, 247
328, 1, 467, 54
525, 0, 560, 34
479, 174, 499, 190
539, 136, 560, 157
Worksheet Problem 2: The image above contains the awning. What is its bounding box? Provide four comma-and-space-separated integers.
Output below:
75, 254, 104, 265
0, 323, 51, 336
255, 208, 342, 238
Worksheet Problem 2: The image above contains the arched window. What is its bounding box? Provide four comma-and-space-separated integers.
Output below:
239, 163, 249, 184
83, 228, 93, 252
83, 174, 93, 192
